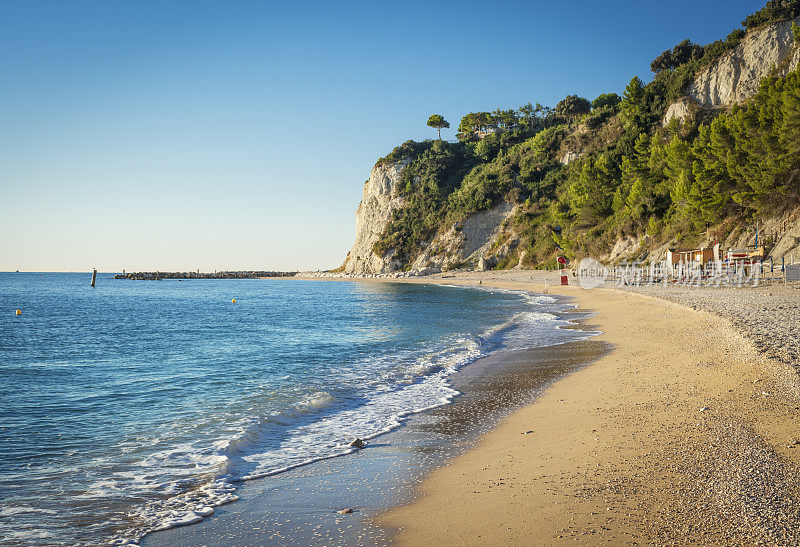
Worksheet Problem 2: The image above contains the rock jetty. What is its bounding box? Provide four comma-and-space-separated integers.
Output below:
114, 271, 296, 280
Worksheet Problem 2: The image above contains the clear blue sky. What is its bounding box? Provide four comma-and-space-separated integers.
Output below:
0, 0, 763, 272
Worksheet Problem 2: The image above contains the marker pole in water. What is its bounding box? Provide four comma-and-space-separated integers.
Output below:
90, 268, 97, 287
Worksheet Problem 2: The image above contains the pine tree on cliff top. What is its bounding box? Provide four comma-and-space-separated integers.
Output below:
427, 114, 450, 141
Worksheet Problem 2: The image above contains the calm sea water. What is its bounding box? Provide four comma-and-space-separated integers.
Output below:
0, 273, 590, 545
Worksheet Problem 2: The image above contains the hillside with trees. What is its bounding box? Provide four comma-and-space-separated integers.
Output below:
365, 0, 800, 271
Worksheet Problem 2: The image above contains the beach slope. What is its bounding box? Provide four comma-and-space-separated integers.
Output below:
379, 282, 800, 544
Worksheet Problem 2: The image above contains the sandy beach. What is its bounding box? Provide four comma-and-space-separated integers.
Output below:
323, 270, 800, 545
140, 270, 800, 545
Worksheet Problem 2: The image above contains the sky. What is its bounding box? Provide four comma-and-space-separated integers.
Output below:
0, 0, 765, 272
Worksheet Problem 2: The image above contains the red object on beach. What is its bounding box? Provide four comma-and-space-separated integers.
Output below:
558, 255, 568, 286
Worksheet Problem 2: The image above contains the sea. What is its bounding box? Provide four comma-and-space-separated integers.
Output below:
0, 273, 594, 545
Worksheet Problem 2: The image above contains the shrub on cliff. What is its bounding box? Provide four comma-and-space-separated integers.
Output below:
650, 39, 703, 73
743, 0, 800, 30
554, 95, 591, 123
592, 93, 621, 110
375, 140, 431, 166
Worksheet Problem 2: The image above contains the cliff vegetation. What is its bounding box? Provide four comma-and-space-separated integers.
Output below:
368, 0, 800, 270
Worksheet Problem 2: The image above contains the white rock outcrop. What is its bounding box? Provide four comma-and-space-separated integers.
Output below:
663, 97, 695, 126
689, 17, 800, 106
559, 150, 581, 166
410, 202, 516, 271
606, 235, 643, 262
341, 158, 519, 275
342, 160, 409, 274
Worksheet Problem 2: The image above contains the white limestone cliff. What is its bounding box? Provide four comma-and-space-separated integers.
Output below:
342, 158, 517, 274
663, 98, 695, 127
691, 17, 800, 106
664, 16, 800, 124
342, 159, 409, 274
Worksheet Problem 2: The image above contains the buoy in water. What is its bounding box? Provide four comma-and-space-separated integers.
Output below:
15, 309, 22, 315
231, 298, 236, 303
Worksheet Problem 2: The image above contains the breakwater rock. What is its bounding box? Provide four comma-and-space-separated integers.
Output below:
114, 271, 297, 280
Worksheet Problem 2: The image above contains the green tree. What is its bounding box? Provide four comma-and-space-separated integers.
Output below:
555, 95, 591, 122
621, 134, 652, 224
780, 71, 800, 159
664, 134, 694, 216
650, 49, 674, 74
743, 0, 800, 30
518, 102, 538, 129
620, 76, 647, 129
690, 120, 736, 222
592, 93, 621, 110
427, 114, 450, 141
565, 153, 617, 227
650, 39, 703, 73
494, 108, 519, 130
457, 112, 484, 139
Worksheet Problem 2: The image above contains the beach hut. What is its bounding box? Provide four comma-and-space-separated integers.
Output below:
665, 245, 719, 278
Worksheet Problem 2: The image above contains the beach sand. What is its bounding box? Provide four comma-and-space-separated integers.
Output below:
371, 273, 800, 545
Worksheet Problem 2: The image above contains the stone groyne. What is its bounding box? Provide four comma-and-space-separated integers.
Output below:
114, 271, 296, 280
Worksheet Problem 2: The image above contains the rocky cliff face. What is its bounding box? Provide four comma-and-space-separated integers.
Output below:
409, 202, 516, 271
342, 160, 409, 274
665, 17, 800, 124
691, 17, 800, 106
342, 158, 517, 275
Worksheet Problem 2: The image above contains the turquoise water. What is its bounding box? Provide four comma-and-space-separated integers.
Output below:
0, 274, 589, 545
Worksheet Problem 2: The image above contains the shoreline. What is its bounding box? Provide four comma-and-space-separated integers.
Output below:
141, 279, 603, 546
366, 271, 800, 544
142, 271, 800, 544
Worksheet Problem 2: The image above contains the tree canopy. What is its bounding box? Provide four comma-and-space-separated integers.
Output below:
554, 95, 591, 122
592, 93, 621, 110
650, 39, 703, 73
742, 0, 800, 30
427, 114, 450, 140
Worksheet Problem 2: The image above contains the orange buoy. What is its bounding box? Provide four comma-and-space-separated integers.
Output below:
231, 298, 236, 303
15, 309, 22, 315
